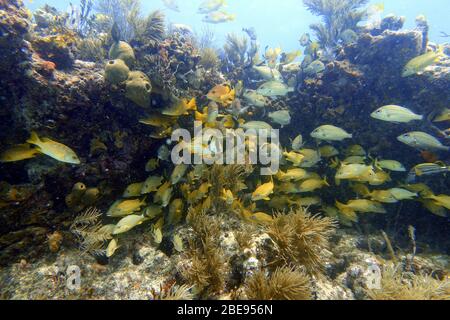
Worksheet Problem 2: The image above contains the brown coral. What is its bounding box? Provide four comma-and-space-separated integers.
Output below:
47, 231, 63, 253
366, 265, 450, 300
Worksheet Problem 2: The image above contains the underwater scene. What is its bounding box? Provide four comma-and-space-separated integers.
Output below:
0, 0, 449, 301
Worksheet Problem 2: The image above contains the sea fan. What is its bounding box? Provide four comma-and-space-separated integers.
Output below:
303, 0, 369, 51
70, 207, 112, 256
95, 0, 142, 41
223, 33, 248, 66
143, 10, 166, 43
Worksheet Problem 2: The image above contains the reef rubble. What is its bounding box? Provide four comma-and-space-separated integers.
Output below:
0, 227, 447, 300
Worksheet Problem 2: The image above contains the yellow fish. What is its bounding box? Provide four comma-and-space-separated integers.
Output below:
311, 125, 352, 142
346, 145, 366, 157
389, 188, 417, 201
334, 202, 360, 223
425, 194, 450, 210
168, 199, 184, 225
276, 168, 310, 182
328, 204, 358, 224
420, 199, 448, 217
289, 196, 322, 207
269, 196, 292, 209
145, 158, 160, 172
343, 156, 366, 165
221, 115, 235, 129
171, 164, 189, 185
264, 47, 282, 68
367, 170, 391, 186
336, 164, 374, 180
141, 176, 164, 194
106, 239, 120, 258
249, 212, 274, 224
319, 145, 339, 158
152, 226, 163, 244
281, 50, 302, 64
107, 198, 146, 217
195, 107, 209, 123
433, 108, 450, 122
143, 205, 163, 219
149, 127, 173, 140
276, 182, 301, 194
298, 178, 329, 193
139, 114, 177, 128
0, 144, 41, 163
298, 149, 321, 168
207, 84, 235, 106
198, 0, 227, 14
283, 151, 305, 167
371, 105, 423, 123
403, 183, 433, 195
162, 98, 197, 116
221, 189, 235, 205
154, 181, 173, 207
27, 132, 80, 164
367, 190, 398, 204
123, 182, 145, 198
202, 11, 236, 24
252, 180, 274, 201
337, 199, 386, 214
172, 234, 184, 253
402, 47, 444, 77
376, 159, 406, 172
113, 215, 147, 235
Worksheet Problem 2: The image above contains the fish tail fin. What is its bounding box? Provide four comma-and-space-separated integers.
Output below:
27, 131, 41, 146
335, 200, 346, 210
323, 176, 330, 187
195, 111, 206, 123
421, 190, 434, 198
188, 98, 197, 111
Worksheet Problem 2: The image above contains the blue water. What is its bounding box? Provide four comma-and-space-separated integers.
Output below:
25, 0, 449, 53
